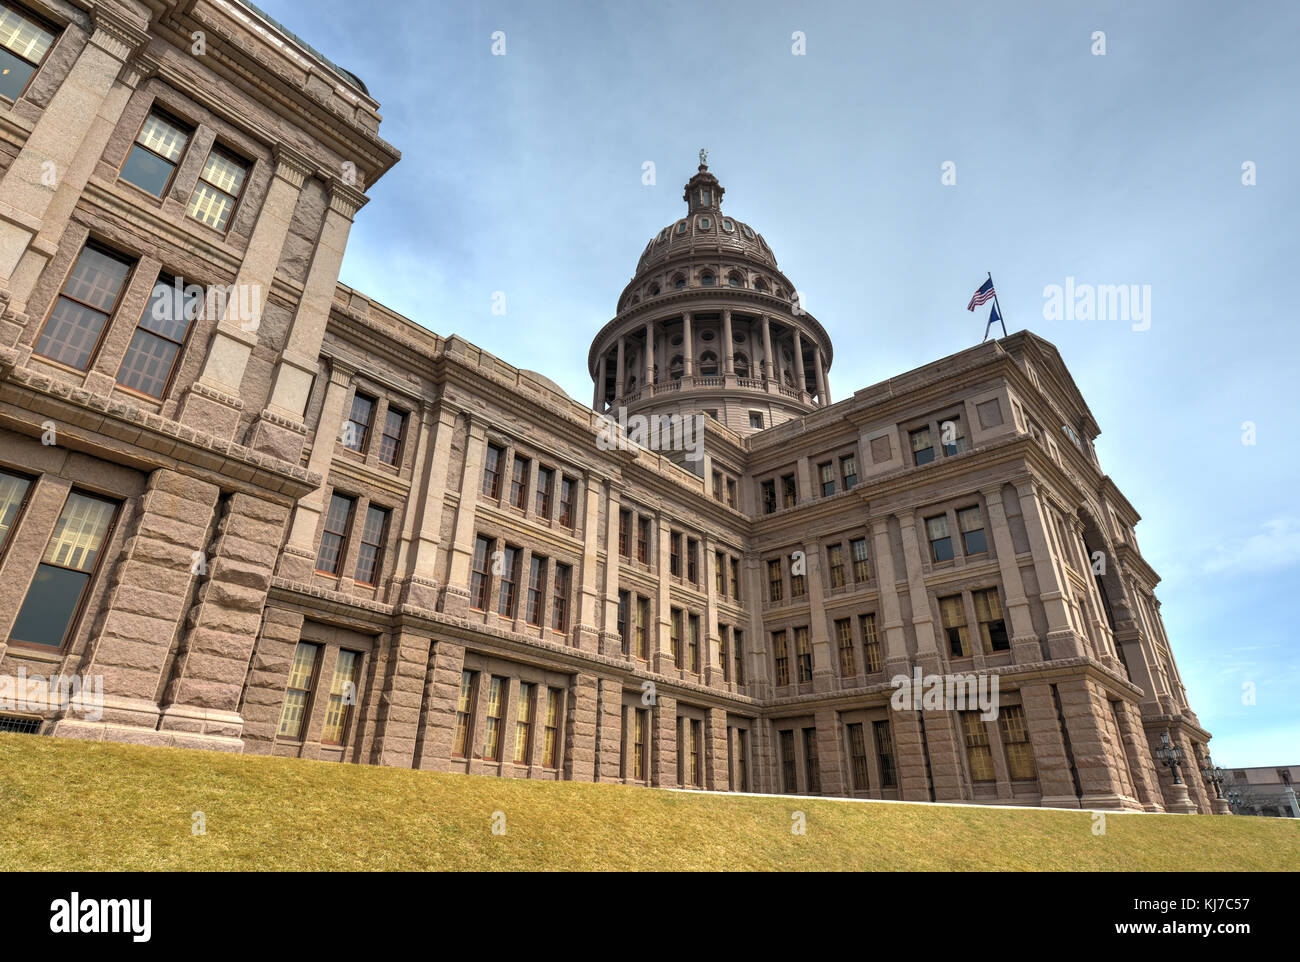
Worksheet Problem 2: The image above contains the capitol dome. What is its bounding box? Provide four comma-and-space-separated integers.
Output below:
589, 157, 834, 437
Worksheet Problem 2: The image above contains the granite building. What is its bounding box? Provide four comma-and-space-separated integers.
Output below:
0, 0, 1219, 814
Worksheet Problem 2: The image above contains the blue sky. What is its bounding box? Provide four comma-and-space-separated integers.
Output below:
258, 0, 1299, 767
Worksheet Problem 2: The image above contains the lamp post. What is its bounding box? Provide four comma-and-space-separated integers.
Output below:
1200, 753, 1232, 815
1155, 730, 1185, 784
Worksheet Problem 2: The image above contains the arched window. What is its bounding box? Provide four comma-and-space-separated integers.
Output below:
673, 274, 686, 290
699, 351, 718, 376
755, 277, 769, 292
700, 273, 714, 287
632, 295, 640, 305
669, 355, 684, 380
728, 272, 743, 287
626, 374, 637, 393
650, 284, 661, 296
734, 352, 750, 378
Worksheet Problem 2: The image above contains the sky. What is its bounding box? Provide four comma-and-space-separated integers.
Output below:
257, 0, 1299, 768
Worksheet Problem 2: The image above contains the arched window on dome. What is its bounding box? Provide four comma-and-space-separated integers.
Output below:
673, 274, 686, 290
700, 272, 715, 287
755, 277, 769, 292
727, 272, 743, 287
699, 351, 718, 376
632, 295, 640, 305
650, 284, 661, 296
669, 355, 684, 381
734, 352, 750, 378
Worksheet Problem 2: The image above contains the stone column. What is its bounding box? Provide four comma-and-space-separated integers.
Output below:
595, 676, 624, 781
0, 7, 148, 306
980, 483, 1041, 663
563, 672, 599, 782
722, 309, 734, 375
703, 537, 720, 685
615, 335, 625, 402
705, 706, 728, 790
175, 145, 315, 439
804, 540, 835, 692
1016, 481, 1082, 659
870, 518, 909, 673
367, 630, 434, 767
651, 695, 678, 788
577, 473, 606, 654
391, 403, 451, 609
442, 416, 488, 615
682, 313, 694, 379
814, 349, 828, 405
897, 514, 940, 660
249, 180, 368, 460
279, 360, 354, 581
644, 321, 655, 387
792, 328, 806, 398
414, 640, 466, 771
760, 315, 774, 383
602, 481, 622, 649
593, 353, 605, 409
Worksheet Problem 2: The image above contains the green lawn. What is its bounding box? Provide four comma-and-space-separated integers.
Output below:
1, 733, 1295, 871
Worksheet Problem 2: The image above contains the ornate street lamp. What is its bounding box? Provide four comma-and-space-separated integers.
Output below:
1200, 754, 1227, 800
1155, 729, 1185, 785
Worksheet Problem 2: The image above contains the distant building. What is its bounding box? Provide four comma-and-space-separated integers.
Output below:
1226, 766, 1300, 817
0, 0, 1216, 813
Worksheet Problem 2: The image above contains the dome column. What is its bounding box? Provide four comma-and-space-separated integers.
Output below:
594, 353, 606, 410
793, 328, 807, 401
722, 309, 734, 379
615, 335, 626, 405
644, 321, 655, 389
761, 314, 774, 385
683, 313, 694, 381
814, 349, 829, 406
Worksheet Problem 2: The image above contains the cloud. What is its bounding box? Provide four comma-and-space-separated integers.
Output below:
1202, 517, 1300, 576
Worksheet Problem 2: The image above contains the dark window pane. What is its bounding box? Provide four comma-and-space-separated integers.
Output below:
932, 537, 954, 562
9, 564, 89, 647
64, 247, 131, 311
117, 329, 180, 397
121, 144, 177, 196
0, 48, 36, 100
35, 299, 107, 369
963, 529, 988, 555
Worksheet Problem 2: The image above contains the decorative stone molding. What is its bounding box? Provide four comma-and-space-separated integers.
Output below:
89, 6, 150, 62
327, 179, 369, 220
187, 378, 245, 411
272, 143, 315, 189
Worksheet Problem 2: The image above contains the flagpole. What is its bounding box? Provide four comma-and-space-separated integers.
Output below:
988, 271, 1007, 339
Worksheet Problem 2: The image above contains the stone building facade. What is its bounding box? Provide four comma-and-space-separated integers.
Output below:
0, 0, 1217, 813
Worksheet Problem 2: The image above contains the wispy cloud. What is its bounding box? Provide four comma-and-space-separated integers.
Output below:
1202, 518, 1300, 575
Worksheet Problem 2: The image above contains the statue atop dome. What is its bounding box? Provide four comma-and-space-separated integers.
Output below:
699, 147, 708, 168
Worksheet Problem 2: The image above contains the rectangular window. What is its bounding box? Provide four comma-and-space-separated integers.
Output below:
497, 545, 519, 617
861, 613, 882, 673
618, 509, 631, 557
0, 469, 32, 556
121, 110, 191, 197
733, 628, 744, 685
670, 531, 681, 576
958, 506, 987, 555
542, 688, 561, 767
535, 466, 553, 518
726, 478, 737, 508
469, 535, 492, 610
35, 243, 134, 371
315, 492, 355, 575
637, 516, 650, 564
320, 649, 359, 745
712, 471, 723, 501
781, 474, 797, 508
939, 593, 971, 657
962, 711, 996, 782
927, 514, 954, 562
635, 596, 650, 660
749, 411, 764, 430
686, 537, 699, 584
819, 461, 835, 497
767, 559, 783, 602
343, 393, 374, 453
874, 720, 897, 787
795, 626, 813, 683
276, 642, 320, 738
378, 408, 406, 467
715, 550, 725, 594
773, 629, 789, 686
632, 707, 647, 780
116, 274, 202, 398
483, 676, 505, 761
0, 3, 56, 101
999, 705, 1037, 780
558, 476, 575, 527
551, 563, 571, 631
514, 682, 534, 764
827, 543, 846, 588
736, 728, 749, 790
509, 456, 529, 510
186, 146, 249, 231
762, 479, 777, 514
617, 589, 629, 653
688, 613, 700, 673
804, 727, 821, 794
353, 504, 389, 585
910, 426, 934, 465
452, 670, 477, 757
670, 607, 683, 668
718, 624, 730, 682
780, 730, 797, 793
840, 454, 858, 490
790, 554, 806, 598
483, 444, 504, 498
850, 537, 870, 583
526, 556, 547, 627
730, 557, 740, 601
835, 618, 855, 676
974, 587, 1010, 652
941, 416, 966, 456
848, 723, 870, 791
691, 719, 702, 786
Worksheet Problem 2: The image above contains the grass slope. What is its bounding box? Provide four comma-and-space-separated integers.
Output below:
1, 734, 1296, 871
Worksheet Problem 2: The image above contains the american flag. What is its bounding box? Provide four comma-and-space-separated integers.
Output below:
967, 277, 996, 311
